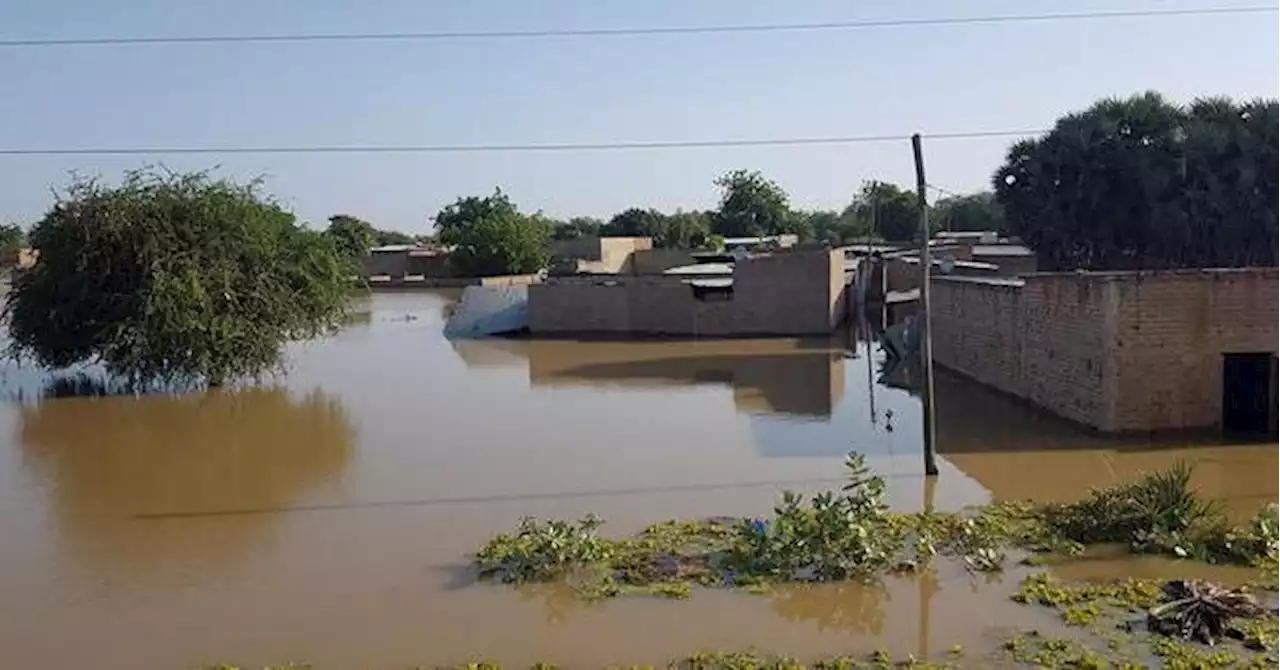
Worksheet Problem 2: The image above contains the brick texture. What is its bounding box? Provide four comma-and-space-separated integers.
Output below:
930, 268, 1278, 433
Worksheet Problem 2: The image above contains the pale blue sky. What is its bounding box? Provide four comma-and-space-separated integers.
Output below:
1, 0, 1276, 233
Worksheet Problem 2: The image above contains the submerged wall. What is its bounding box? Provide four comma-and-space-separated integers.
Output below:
528, 249, 847, 336
930, 268, 1279, 433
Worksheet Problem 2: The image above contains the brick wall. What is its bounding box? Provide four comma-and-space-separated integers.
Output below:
930, 268, 1279, 432
931, 274, 1133, 430
528, 249, 845, 336
1110, 269, 1279, 431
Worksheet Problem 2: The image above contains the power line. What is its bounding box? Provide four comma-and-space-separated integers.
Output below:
0, 129, 1047, 157
0, 6, 1272, 48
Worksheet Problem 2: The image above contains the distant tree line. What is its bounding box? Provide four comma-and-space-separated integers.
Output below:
319, 169, 1004, 277
994, 92, 1278, 271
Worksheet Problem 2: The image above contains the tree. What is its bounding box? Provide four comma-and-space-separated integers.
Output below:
325, 214, 375, 259
435, 188, 520, 244
604, 208, 667, 238
993, 91, 1278, 270
0, 223, 26, 256
931, 192, 1006, 234
659, 210, 713, 249
437, 193, 551, 276
551, 216, 604, 241
711, 170, 792, 238
374, 229, 415, 246
844, 181, 918, 242
3, 168, 353, 387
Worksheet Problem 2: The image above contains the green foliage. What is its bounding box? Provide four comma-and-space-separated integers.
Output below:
4, 168, 352, 386
931, 192, 1006, 234
844, 181, 919, 243
994, 91, 1279, 270
599, 208, 713, 249
435, 191, 551, 276
373, 228, 415, 246
0, 222, 25, 256
712, 170, 792, 238
324, 214, 375, 259
475, 515, 612, 582
1043, 461, 1219, 553
551, 216, 604, 240
435, 188, 520, 243
725, 454, 895, 581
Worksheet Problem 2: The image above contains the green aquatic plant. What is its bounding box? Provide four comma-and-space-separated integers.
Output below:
723, 455, 898, 581
475, 514, 613, 582
1042, 460, 1221, 552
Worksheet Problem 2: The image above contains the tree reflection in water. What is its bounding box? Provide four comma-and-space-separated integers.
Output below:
768, 578, 889, 635
16, 383, 356, 576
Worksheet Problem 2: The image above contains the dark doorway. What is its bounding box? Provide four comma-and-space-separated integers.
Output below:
1221, 353, 1275, 436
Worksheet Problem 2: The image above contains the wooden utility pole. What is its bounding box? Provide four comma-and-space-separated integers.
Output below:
911, 134, 940, 477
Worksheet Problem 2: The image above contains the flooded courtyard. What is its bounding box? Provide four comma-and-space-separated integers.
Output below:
0, 290, 1274, 669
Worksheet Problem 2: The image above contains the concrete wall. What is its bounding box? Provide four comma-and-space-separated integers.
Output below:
629, 248, 696, 275
367, 273, 539, 290
362, 249, 455, 278
551, 236, 653, 274
528, 249, 847, 336
971, 252, 1038, 276
930, 268, 1279, 432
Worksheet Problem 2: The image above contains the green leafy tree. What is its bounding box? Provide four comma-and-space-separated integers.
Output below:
373, 229, 415, 246
845, 182, 918, 242
325, 214, 376, 259
994, 91, 1278, 270
438, 193, 551, 276
551, 216, 604, 241
3, 168, 353, 387
435, 188, 520, 244
0, 223, 26, 256
659, 210, 713, 249
711, 170, 792, 238
932, 192, 1006, 234
604, 208, 667, 238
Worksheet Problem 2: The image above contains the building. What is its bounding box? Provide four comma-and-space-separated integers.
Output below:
528, 248, 849, 337
930, 267, 1278, 435
361, 244, 454, 279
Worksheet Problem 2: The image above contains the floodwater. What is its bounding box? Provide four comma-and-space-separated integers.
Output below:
0, 291, 1274, 669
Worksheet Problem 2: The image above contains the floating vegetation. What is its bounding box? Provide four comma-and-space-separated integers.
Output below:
474, 455, 1279, 602
473, 455, 1040, 600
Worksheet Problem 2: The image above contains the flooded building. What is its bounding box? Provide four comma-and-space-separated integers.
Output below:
528, 248, 849, 337
930, 267, 1279, 435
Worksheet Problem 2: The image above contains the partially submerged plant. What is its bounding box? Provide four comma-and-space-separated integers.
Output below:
723, 455, 897, 581
475, 514, 612, 582
1041, 460, 1222, 555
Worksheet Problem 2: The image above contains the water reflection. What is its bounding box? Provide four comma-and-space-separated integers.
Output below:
770, 580, 888, 635
453, 338, 848, 418
17, 387, 355, 568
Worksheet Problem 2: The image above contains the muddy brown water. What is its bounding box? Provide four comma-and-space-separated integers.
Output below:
0, 291, 1273, 669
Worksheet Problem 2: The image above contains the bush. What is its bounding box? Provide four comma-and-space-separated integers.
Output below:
3, 168, 353, 387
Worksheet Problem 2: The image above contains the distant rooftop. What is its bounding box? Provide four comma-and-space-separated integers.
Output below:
370, 244, 417, 253
971, 244, 1035, 257
664, 262, 734, 276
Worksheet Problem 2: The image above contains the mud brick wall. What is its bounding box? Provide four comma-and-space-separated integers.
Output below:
929, 276, 1113, 428
930, 268, 1278, 432
528, 249, 846, 336
1110, 269, 1278, 431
